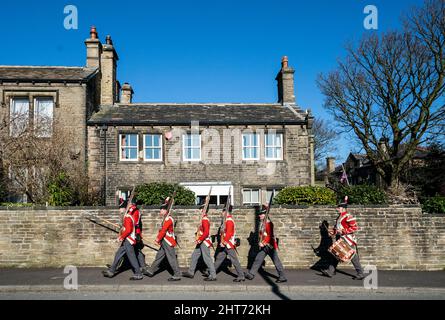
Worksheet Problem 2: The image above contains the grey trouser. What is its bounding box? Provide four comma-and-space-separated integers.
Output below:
249, 245, 286, 280
135, 241, 146, 269
110, 240, 142, 276
214, 246, 245, 279
149, 240, 181, 277
188, 243, 216, 278
328, 244, 364, 275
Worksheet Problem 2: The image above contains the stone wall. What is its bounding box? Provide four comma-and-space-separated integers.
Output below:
0, 206, 443, 271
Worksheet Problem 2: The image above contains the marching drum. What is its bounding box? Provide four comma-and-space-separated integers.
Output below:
328, 237, 356, 263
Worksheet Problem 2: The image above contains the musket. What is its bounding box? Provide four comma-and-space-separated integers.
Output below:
259, 192, 274, 248
84, 214, 159, 252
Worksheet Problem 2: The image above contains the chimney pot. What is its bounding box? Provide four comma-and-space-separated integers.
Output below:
106, 35, 113, 45
90, 26, 98, 39
281, 56, 289, 69
121, 83, 134, 104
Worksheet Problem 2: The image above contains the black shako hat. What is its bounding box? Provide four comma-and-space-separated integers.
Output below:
119, 199, 128, 209
258, 204, 268, 215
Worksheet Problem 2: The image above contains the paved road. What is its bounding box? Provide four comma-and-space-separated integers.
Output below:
1, 267, 445, 287
0, 267, 444, 300
1, 289, 444, 300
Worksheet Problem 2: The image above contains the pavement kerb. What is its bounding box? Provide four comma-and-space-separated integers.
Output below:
1, 285, 445, 294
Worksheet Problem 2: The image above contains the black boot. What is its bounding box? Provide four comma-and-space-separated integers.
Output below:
102, 270, 115, 278
141, 267, 154, 277
182, 271, 194, 279
244, 272, 254, 280
130, 274, 143, 280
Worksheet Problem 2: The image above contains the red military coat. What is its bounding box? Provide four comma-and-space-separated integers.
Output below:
156, 215, 177, 247
334, 211, 359, 246
260, 220, 278, 250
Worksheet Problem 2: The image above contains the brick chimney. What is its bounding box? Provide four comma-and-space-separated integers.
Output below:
84, 26, 102, 68
326, 157, 336, 174
276, 56, 296, 104
121, 83, 134, 104
100, 35, 119, 105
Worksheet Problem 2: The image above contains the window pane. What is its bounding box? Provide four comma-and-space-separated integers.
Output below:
243, 190, 251, 203
129, 135, 137, 147
266, 134, 273, 146
129, 148, 138, 159
266, 147, 274, 159
35, 98, 53, 138
251, 190, 259, 203
145, 135, 152, 147
192, 134, 200, 147
252, 134, 258, 146
10, 98, 29, 137
243, 134, 249, 147
153, 148, 160, 160
252, 147, 258, 159
192, 148, 200, 160
275, 134, 282, 147
153, 134, 160, 147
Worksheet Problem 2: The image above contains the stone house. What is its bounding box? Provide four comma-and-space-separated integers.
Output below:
1, 27, 315, 206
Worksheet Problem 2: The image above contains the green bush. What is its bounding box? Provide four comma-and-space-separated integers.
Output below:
338, 185, 387, 205
422, 196, 445, 214
135, 183, 196, 206
47, 172, 74, 206
274, 186, 337, 205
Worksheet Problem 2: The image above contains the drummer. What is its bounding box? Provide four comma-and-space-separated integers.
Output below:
321, 197, 365, 280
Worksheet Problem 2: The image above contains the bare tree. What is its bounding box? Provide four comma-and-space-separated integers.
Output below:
318, 0, 445, 190
313, 118, 337, 164
0, 114, 90, 204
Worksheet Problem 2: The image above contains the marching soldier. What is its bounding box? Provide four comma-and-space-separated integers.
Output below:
102, 200, 144, 280
128, 199, 151, 276
182, 205, 217, 281
245, 204, 287, 283
213, 206, 245, 282
321, 198, 365, 280
144, 198, 182, 281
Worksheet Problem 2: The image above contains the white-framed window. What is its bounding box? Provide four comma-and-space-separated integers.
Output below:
9, 97, 29, 137
143, 134, 163, 161
180, 182, 233, 206
183, 133, 201, 161
242, 133, 260, 160
243, 188, 260, 205
34, 97, 54, 138
265, 132, 283, 160
120, 134, 139, 161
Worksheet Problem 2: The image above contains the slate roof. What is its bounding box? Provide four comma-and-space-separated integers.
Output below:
0, 66, 98, 83
88, 104, 309, 126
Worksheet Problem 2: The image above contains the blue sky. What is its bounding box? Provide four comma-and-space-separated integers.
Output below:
0, 0, 425, 164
